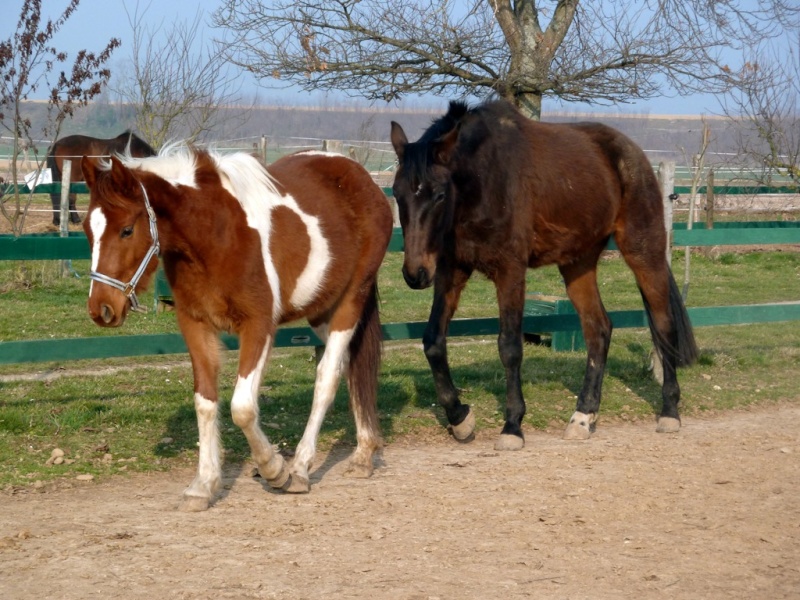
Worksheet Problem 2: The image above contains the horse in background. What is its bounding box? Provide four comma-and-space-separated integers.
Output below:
81, 146, 393, 510
47, 131, 155, 225
390, 99, 698, 450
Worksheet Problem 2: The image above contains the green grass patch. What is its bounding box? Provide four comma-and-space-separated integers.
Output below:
1, 249, 799, 488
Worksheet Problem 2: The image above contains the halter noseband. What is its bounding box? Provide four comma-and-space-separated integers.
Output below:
89, 181, 160, 313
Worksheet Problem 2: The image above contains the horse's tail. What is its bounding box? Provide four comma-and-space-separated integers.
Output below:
347, 281, 383, 450
45, 146, 63, 223
46, 146, 61, 180
642, 271, 699, 368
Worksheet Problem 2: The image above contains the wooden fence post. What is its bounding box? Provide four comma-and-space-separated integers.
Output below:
60, 160, 72, 277
259, 135, 268, 165
59, 159, 71, 236
706, 168, 715, 229
657, 161, 675, 266
322, 140, 343, 154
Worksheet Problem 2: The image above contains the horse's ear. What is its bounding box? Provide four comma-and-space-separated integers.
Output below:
390, 121, 408, 160
108, 155, 137, 195
81, 156, 99, 189
432, 125, 460, 165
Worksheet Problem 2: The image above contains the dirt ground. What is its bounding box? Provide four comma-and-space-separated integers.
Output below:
1, 404, 798, 600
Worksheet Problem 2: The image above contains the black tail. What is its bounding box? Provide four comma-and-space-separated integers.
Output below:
46, 149, 60, 179
642, 271, 699, 368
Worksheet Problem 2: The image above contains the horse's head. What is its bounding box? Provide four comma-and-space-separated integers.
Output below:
128, 132, 156, 158
81, 155, 160, 327
390, 120, 460, 290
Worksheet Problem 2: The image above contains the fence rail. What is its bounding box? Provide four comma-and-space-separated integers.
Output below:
1, 173, 799, 365
1, 222, 799, 365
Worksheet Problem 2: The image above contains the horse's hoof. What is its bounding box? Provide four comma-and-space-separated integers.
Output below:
656, 416, 681, 433
179, 495, 210, 512
284, 474, 310, 494
263, 459, 291, 490
450, 408, 476, 442
344, 461, 374, 479
494, 433, 524, 451
563, 411, 596, 440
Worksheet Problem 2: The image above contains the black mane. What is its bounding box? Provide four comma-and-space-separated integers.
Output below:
401, 100, 472, 182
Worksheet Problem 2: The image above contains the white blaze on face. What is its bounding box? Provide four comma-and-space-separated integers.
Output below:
88, 207, 108, 295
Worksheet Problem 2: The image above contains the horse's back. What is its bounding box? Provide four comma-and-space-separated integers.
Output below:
269, 151, 393, 247
266, 151, 393, 322
460, 101, 662, 265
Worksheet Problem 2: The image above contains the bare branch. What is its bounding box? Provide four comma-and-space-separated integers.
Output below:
112, 1, 247, 148
213, 0, 800, 120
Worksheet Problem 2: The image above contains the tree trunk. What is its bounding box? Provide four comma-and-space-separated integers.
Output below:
512, 90, 543, 121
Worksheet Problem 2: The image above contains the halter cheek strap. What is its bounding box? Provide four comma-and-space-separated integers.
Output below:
89, 182, 160, 313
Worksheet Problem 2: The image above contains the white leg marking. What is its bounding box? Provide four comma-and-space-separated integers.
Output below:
563, 410, 597, 440
182, 393, 221, 509
230, 340, 287, 483
88, 207, 107, 296
292, 329, 354, 483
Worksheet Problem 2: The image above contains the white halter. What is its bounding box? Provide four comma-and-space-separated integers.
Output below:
89, 182, 160, 313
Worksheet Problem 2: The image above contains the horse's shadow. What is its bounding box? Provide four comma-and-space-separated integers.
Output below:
155, 341, 667, 506
400, 339, 667, 429
156, 379, 405, 501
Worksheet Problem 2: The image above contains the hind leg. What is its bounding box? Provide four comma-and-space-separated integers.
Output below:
50, 193, 61, 226
634, 269, 684, 433
69, 193, 82, 224
343, 292, 383, 478
345, 375, 382, 478
558, 256, 612, 440
618, 247, 694, 433
289, 325, 355, 493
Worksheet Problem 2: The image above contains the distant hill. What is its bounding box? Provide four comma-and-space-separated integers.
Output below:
5, 99, 753, 170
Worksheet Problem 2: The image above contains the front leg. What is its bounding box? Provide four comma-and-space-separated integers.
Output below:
178, 313, 223, 512
424, 266, 475, 441
493, 271, 527, 451
229, 324, 290, 491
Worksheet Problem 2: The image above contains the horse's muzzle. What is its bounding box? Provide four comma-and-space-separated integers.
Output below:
402, 265, 432, 290
89, 301, 127, 328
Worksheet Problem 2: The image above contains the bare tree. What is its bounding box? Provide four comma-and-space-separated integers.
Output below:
212, 0, 800, 120
111, 2, 248, 149
0, 0, 119, 235
721, 35, 800, 187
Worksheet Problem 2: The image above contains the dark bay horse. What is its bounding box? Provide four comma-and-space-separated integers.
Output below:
81, 146, 393, 510
47, 131, 155, 225
390, 99, 698, 450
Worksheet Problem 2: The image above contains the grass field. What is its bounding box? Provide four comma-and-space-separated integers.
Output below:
1, 249, 799, 488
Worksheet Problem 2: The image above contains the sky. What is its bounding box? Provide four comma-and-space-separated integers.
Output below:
3, 0, 731, 116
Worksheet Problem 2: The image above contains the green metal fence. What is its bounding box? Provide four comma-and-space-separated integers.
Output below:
1, 186, 799, 364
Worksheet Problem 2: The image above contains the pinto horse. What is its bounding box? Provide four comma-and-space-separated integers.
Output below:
81, 146, 393, 510
47, 131, 155, 225
390, 99, 698, 450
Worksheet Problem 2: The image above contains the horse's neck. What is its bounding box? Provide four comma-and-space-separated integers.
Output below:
152, 189, 232, 262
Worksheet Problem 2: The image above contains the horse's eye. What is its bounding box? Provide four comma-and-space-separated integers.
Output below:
432, 191, 446, 205
121, 226, 134, 239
